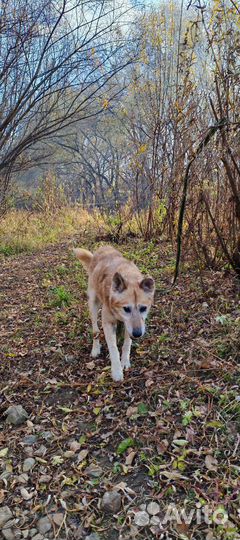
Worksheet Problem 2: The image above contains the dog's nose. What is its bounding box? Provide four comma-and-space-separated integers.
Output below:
132, 328, 143, 339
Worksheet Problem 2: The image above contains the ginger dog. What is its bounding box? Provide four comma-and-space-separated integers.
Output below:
73, 245, 155, 381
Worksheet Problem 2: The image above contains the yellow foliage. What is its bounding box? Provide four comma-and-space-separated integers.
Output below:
138, 143, 148, 154
102, 98, 109, 110
175, 100, 182, 113
140, 49, 149, 65
213, 0, 223, 13
209, 0, 224, 27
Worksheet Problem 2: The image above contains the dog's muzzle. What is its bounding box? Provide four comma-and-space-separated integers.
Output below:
131, 328, 143, 339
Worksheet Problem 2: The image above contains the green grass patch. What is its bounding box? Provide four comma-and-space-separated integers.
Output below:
51, 286, 72, 307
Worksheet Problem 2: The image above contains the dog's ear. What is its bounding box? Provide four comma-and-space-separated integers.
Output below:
139, 276, 155, 293
112, 272, 127, 293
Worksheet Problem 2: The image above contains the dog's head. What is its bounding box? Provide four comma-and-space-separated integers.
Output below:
110, 272, 155, 339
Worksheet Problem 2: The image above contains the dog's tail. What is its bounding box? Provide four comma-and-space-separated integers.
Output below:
73, 248, 93, 272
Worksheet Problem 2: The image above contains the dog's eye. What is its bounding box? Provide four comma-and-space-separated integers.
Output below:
123, 306, 131, 313
139, 306, 147, 313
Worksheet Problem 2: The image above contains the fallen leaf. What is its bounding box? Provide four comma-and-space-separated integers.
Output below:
205, 454, 218, 471
64, 450, 75, 459
145, 379, 154, 388
206, 421, 224, 428
52, 512, 64, 526
58, 406, 74, 414
86, 361, 95, 370
20, 487, 35, 500
0, 448, 9, 457
126, 406, 138, 417
172, 439, 188, 447
0, 489, 5, 503
157, 439, 169, 454
125, 451, 137, 466
69, 441, 81, 453
137, 403, 149, 415
52, 455, 64, 466
161, 471, 189, 480
117, 438, 135, 455
78, 449, 89, 463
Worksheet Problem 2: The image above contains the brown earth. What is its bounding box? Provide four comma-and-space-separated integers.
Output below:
0, 238, 239, 540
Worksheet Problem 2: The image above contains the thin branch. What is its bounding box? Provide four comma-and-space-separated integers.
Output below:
173, 117, 227, 284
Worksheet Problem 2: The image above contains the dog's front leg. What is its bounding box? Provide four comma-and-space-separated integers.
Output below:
88, 289, 101, 358
102, 307, 123, 382
121, 328, 132, 370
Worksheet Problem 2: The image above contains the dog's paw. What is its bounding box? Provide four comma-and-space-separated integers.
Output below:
111, 367, 124, 382
121, 356, 131, 370
91, 343, 101, 358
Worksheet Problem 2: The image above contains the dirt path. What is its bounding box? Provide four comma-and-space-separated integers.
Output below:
0, 239, 239, 540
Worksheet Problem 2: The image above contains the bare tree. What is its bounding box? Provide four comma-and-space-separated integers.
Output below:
0, 0, 136, 213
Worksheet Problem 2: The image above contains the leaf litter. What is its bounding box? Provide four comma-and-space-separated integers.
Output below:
0, 238, 239, 540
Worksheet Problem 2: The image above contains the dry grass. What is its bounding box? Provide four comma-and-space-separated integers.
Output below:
0, 207, 101, 255
0, 200, 168, 256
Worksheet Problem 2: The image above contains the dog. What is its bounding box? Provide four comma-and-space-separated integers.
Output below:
73, 245, 155, 381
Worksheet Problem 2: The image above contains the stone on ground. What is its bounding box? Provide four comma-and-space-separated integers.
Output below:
5, 405, 28, 426
2, 528, 15, 540
134, 511, 150, 526
101, 490, 122, 514
23, 458, 36, 472
147, 502, 160, 516
36, 516, 52, 535
0, 507, 13, 528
